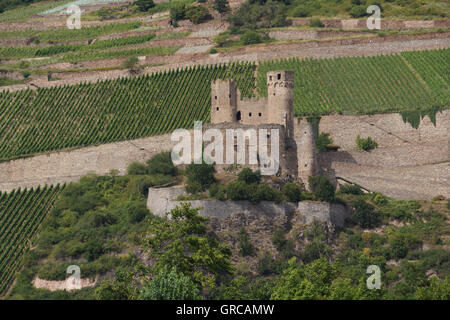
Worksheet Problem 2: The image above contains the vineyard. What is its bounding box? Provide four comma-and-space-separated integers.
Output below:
257, 48, 450, 116
0, 63, 256, 161
0, 185, 63, 295
0, 49, 448, 161
0, 33, 157, 60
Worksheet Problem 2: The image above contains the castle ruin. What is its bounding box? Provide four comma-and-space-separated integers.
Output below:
208, 70, 319, 185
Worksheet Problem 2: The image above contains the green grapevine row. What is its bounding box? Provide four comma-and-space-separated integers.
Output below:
0, 185, 63, 295
0, 33, 157, 60
257, 48, 449, 115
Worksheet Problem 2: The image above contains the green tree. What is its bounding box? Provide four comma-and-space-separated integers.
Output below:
185, 162, 216, 193
237, 168, 261, 184
144, 203, 233, 287
282, 182, 302, 202
134, 0, 155, 12
140, 267, 202, 300
146, 151, 177, 176
308, 175, 335, 202
214, 0, 230, 15
238, 227, 255, 256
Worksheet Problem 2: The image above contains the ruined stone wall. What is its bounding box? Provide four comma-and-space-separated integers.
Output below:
147, 186, 349, 228
316, 109, 449, 151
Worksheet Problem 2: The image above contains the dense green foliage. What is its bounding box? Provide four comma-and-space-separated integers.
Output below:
308, 175, 335, 202
6, 170, 178, 299
134, 0, 155, 12
0, 63, 256, 161
258, 49, 450, 116
0, 33, 157, 60
140, 267, 202, 300
144, 202, 233, 288
185, 162, 216, 193
356, 135, 378, 151
0, 185, 63, 295
228, 0, 289, 30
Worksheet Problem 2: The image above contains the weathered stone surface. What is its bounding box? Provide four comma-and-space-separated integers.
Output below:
297, 201, 351, 228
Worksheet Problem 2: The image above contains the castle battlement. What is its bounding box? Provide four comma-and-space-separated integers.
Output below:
211, 70, 294, 138
210, 71, 319, 185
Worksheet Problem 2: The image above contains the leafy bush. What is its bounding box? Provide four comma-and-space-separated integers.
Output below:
282, 182, 302, 202
309, 18, 324, 27
238, 168, 261, 184
308, 175, 335, 202
170, 3, 186, 22
228, 1, 289, 30
350, 6, 367, 18
241, 30, 262, 45
128, 174, 173, 196
140, 267, 202, 300
339, 184, 363, 195
292, 5, 311, 17
352, 199, 380, 228
316, 132, 333, 152
127, 161, 147, 175
122, 56, 139, 70
185, 163, 216, 193
134, 0, 155, 12
239, 228, 255, 256
185, 5, 211, 24
356, 135, 378, 151
302, 240, 331, 264
146, 151, 177, 176
214, 0, 230, 15
226, 180, 248, 200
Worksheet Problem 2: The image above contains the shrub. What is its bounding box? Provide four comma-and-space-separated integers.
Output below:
127, 161, 147, 175
352, 199, 380, 228
389, 237, 408, 259
128, 174, 172, 196
146, 151, 177, 176
447, 199, 450, 210
339, 184, 363, 195
209, 48, 218, 54
134, 0, 155, 12
237, 168, 261, 184
21, 71, 31, 79
292, 5, 311, 17
308, 175, 335, 202
84, 240, 104, 262
316, 132, 333, 152
239, 228, 255, 256
282, 182, 302, 202
350, 6, 367, 18
356, 135, 378, 151
241, 30, 262, 45
170, 3, 186, 22
209, 184, 227, 200
226, 180, 248, 200
185, 5, 211, 24
122, 56, 139, 70
214, 0, 230, 15
302, 240, 331, 263
257, 251, 275, 275
140, 267, 202, 300
309, 18, 324, 28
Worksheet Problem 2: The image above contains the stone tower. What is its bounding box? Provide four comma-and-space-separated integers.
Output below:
297, 119, 319, 188
211, 79, 237, 123
267, 70, 294, 138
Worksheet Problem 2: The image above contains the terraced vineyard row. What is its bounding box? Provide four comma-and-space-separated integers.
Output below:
257, 48, 449, 115
0, 63, 256, 161
0, 185, 63, 295
0, 33, 157, 59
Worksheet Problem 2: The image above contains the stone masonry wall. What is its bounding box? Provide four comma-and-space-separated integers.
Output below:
0, 111, 447, 193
